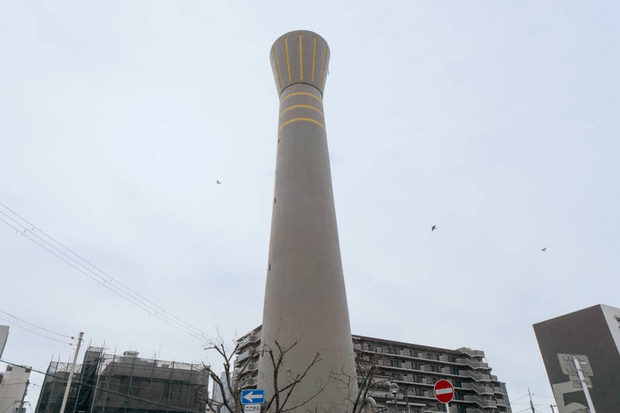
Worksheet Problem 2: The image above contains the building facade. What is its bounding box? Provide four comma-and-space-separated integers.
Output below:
0, 326, 31, 413
234, 326, 511, 413
533, 304, 620, 412
35, 347, 208, 413
211, 372, 231, 413
0, 325, 8, 359
0, 364, 31, 413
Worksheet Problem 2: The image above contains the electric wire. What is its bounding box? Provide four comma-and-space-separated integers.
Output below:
0, 215, 175, 328
0, 204, 204, 338
511, 394, 531, 403
0, 203, 219, 346
0, 310, 73, 339
0, 315, 72, 346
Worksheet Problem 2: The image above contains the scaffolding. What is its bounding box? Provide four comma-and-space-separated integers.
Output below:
36, 361, 83, 413
35, 348, 208, 413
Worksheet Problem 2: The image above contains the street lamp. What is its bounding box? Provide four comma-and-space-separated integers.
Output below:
390, 382, 400, 413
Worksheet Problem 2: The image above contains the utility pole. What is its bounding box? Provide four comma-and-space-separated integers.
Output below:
550, 405, 556, 413
59, 332, 84, 413
528, 388, 535, 413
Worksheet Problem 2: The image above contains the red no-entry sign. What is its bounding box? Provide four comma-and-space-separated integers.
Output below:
434, 380, 454, 403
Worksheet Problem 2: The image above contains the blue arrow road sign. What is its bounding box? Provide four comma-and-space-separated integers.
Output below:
241, 389, 265, 404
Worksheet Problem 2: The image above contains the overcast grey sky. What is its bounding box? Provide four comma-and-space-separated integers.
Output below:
1, 2, 619, 412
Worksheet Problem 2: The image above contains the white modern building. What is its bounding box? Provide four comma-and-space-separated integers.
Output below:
0, 364, 31, 413
0, 325, 9, 359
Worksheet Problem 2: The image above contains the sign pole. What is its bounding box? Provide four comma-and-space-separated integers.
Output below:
572, 357, 596, 413
445, 401, 449, 413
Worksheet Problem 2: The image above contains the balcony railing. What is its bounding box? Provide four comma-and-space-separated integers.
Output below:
464, 395, 497, 408
456, 358, 489, 370
456, 348, 485, 358
459, 370, 491, 382
462, 382, 494, 394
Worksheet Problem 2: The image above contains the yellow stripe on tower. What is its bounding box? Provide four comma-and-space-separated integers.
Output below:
280, 92, 322, 103
299, 34, 303, 80
320, 45, 328, 88
279, 118, 325, 131
312, 37, 317, 82
273, 46, 282, 88
279, 104, 324, 117
284, 37, 291, 82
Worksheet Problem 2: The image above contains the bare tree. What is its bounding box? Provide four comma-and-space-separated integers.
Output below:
201, 339, 251, 413
332, 351, 390, 413
261, 340, 324, 413
200, 337, 325, 413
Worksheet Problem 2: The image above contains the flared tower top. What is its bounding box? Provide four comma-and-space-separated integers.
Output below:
270, 30, 330, 97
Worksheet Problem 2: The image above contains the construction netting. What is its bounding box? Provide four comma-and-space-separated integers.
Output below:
35, 347, 208, 413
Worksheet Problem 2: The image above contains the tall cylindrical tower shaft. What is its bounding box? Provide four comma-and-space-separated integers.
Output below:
257, 31, 358, 413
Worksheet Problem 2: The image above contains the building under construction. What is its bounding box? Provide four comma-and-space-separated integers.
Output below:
35, 347, 208, 413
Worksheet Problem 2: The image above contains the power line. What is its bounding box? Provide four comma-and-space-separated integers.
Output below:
511, 394, 531, 403
0, 315, 72, 346
0, 310, 74, 339
532, 392, 554, 398
0, 203, 219, 346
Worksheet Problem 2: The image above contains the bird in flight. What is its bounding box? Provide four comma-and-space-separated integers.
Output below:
431, 225, 437, 232
216, 180, 221, 184
541, 247, 547, 252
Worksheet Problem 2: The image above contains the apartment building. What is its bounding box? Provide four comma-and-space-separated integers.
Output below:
234, 326, 511, 413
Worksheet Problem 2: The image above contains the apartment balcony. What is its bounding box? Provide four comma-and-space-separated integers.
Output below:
459, 370, 491, 382
466, 409, 484, 413
464, 395, 497, 409
462, 382, 494, 394
243, 362, 258, 372
496, 397, 511, 407
456, 348, 485, 358
235, 350, 256, 364
456, 358, 489, 370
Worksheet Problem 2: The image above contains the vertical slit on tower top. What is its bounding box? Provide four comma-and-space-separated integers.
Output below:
312, 37, 317, 82
299, 33, 303, 80
284, 37, 291, 82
